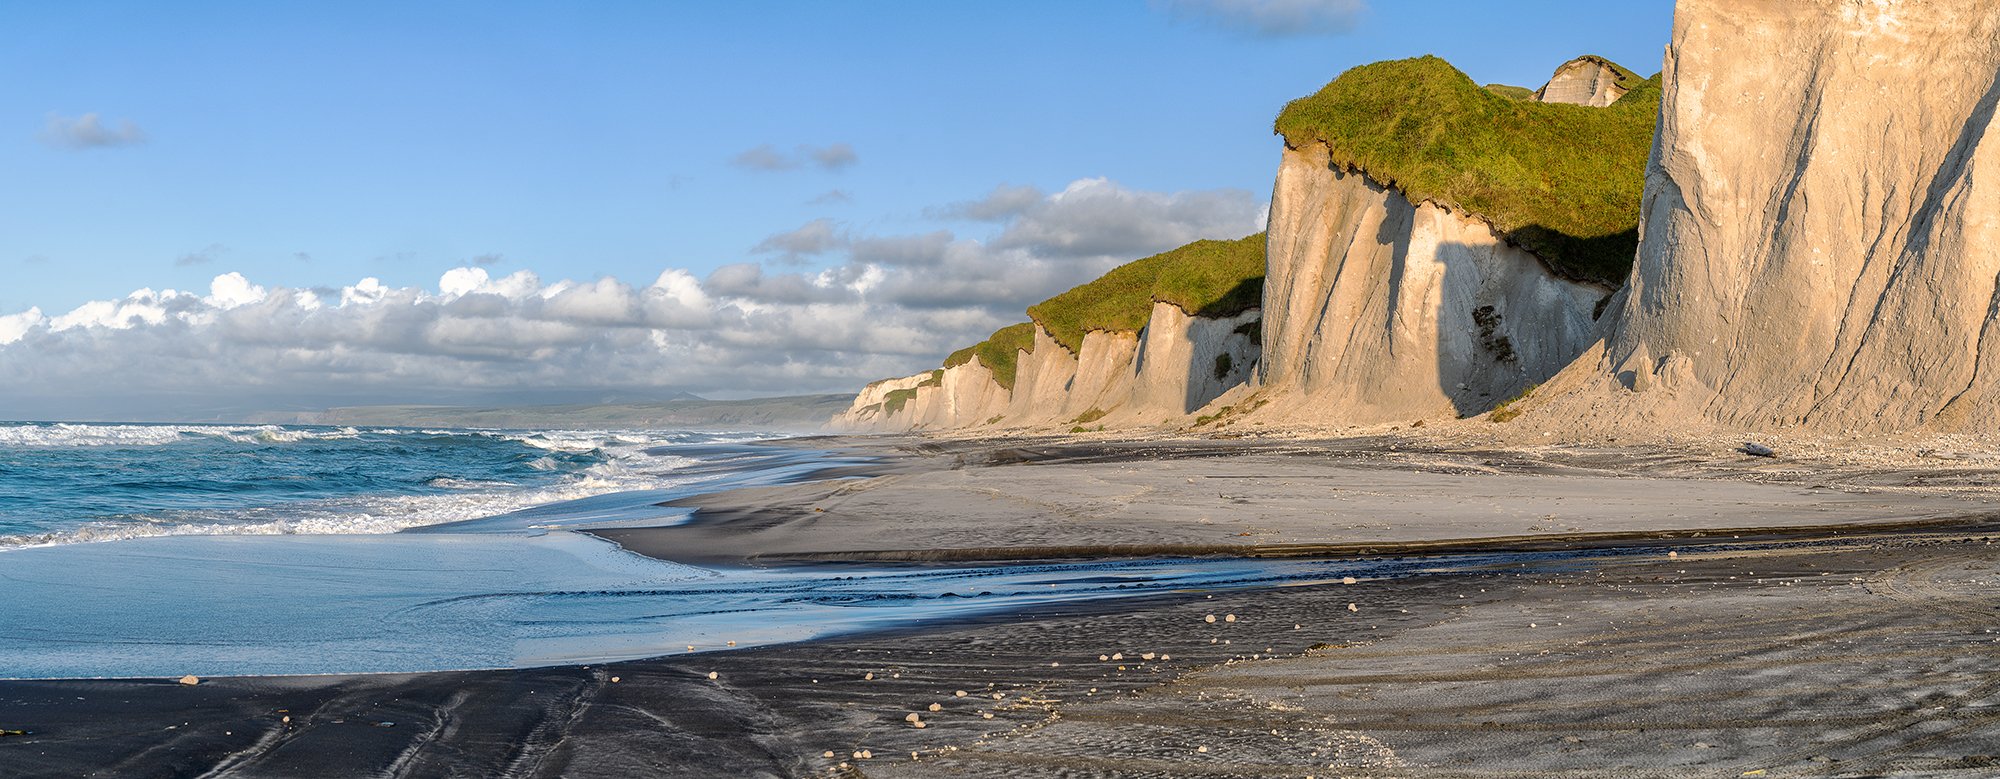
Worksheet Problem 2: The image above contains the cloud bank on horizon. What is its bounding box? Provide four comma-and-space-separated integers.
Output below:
0, 178, 1262, 420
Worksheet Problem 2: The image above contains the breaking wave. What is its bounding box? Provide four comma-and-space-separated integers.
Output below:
0, 422, 763, 550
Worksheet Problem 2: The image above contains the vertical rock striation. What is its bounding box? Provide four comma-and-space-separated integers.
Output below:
1546, 0, 2000, 433
1255, 146, 1613, 423
829, 305, 1261, 432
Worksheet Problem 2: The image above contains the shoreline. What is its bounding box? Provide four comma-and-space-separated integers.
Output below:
594, 433, 2000, 566
11, 433, 2000, 777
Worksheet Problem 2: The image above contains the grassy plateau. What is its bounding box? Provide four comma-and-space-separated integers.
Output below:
1275, 55, 1657, 285
1026, 233, 1267, 353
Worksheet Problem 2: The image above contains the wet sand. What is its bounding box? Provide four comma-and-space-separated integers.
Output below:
601, 436, 2000, 564
10, 435, 2000, 778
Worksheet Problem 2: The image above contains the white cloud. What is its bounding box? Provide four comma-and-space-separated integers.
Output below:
808, 189, 853, 206
1152, 0, 1367, 37
174, 244, 228, 267
730, 144, 792, 171
730, 143, 860, 172
207, 272, 266, 309
0, 178, 1265, 419
935, 184, 1044, 221
992, 178, 1262, 259
0, 308, 43, 345
41, 112, 147, 150
808, 143, 858, 170
753, 217, 846, 260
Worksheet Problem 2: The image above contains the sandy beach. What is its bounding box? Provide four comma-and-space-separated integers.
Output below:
9, 434, 2000, 777
603, 435, 2000, 564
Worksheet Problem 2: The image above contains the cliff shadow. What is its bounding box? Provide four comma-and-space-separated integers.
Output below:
1433, 232, 1612, 419
1180, 276, 1267, 413
1501, 225, 1637, 287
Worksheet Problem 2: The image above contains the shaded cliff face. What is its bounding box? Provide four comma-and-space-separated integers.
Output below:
1257, 145, 1610, 422
1550, 0, 2000, 433
829, 305, 1260, 432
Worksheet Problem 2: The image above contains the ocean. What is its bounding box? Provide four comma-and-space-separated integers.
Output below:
0, 421, 1536, 681
0, 423, 730, 548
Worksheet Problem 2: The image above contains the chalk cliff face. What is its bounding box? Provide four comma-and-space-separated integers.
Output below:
1534, 56, 1632, 107
831, 304, 1260, 432
835, 360, 1010, 432
1255, 144, 1612, 423
836, 52, 1648, 435
1539, 0, 2000, 433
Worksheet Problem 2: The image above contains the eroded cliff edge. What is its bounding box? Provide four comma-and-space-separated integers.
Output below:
1522, 0, 2000, 436
833, 54, 1657, 434
1254, 146, 1612, 424
832, 237, 1264, 432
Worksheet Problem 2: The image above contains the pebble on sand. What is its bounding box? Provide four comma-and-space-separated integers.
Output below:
928, 703, 942, 712
178, 675, 200, 686
982, 712, 994, 719
955, 690, 968, 697
1342, 576, 1357, 585
707, 671, 719, 680
865, 672, 875, 680
822, 751, 835, 758
610, 676, 620, 683
905, 713, 922, 723
1197, 746, 1210, 753
1348, 603, 1358, 612
1204, 614, 1217, 623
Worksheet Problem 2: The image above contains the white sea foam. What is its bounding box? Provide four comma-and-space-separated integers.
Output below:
0, 450, 699, 550
0, 422, 763, 450
0, 427, 742, 550
0, 422, 365, 448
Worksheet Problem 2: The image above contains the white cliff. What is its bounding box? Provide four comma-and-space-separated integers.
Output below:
1534, 0, 2000, 434
830, 303, 1261, 432
1253, 144, 1612, 424
1534, 55, 1634, 107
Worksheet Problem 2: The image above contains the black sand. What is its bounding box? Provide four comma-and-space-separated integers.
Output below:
10, 437, 2000, 778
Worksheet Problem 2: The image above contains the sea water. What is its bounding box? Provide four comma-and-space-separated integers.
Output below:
0, 421, 1571, 679
0, 422, 721, 547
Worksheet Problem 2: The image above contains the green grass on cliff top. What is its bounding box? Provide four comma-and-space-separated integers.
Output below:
1276, 55, 1658, 285
1026, 233, 1266, 353
944, 322, 1037, 390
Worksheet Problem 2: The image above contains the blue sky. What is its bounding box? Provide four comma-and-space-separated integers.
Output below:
0, 0, 1671, 418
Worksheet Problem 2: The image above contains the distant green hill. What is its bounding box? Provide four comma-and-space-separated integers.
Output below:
1028, 234, 1266, 353
1276, 55, 1658, 285
940, 234, 1267, 383
945, 323, 1037, 390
